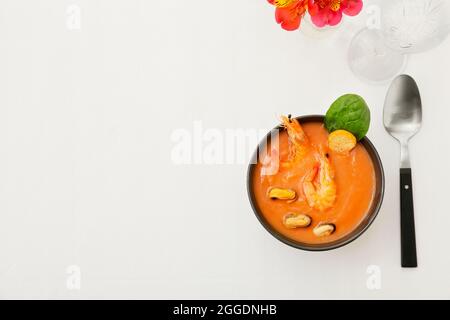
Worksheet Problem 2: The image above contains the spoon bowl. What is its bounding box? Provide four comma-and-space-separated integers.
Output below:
384, 75, 422, 144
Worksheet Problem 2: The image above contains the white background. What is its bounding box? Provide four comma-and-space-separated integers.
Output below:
0, 0, 450, 299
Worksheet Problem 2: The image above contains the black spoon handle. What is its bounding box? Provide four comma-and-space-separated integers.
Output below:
400, 168, 418, 268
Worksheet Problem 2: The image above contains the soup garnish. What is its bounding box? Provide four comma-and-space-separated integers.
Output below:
328, 129, 357, 153
324, 94, 370, 140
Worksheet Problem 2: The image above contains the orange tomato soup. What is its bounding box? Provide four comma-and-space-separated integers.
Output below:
252, 121, 376, 244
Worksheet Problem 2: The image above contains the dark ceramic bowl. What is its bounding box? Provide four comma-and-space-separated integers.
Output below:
247, 115, 385, 251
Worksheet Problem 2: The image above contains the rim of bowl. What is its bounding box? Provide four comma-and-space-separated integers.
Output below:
247, 115, 385, 252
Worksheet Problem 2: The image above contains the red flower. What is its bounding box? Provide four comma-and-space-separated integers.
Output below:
308, 0, 363, 27
268, 0, 309, 31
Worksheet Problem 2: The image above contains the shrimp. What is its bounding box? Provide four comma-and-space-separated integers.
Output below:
280, 115, 309, 168
303, 151, 336, 211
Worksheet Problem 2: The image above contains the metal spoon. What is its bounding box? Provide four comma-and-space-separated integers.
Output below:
383, 74, 422, 268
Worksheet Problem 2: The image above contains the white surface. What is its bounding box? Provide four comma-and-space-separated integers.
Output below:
0, 0, 450, 299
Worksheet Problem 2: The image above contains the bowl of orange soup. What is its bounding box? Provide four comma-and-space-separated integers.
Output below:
247, 115, 384, 251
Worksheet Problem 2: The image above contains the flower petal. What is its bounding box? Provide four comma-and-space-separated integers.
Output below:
310, 9, 328, 27
307, 0, 320, 16
327, 9, 343, 26
275, 7, 302, 30
342, 0, 363, 16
